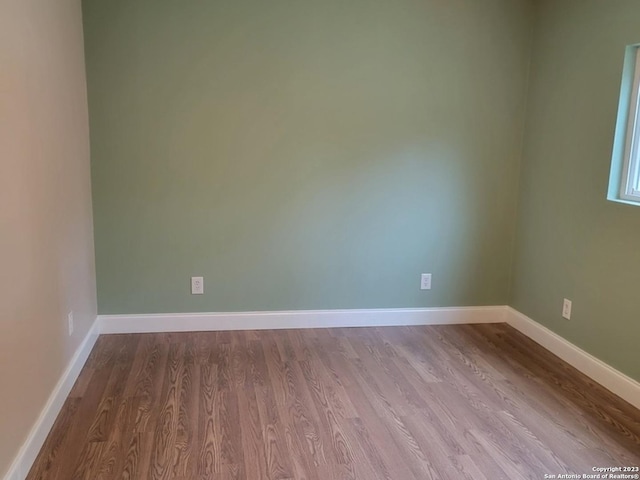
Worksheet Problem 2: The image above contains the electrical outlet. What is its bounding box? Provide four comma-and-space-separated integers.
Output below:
191, 276, 204, 295
420, 273, 432, 290
562, 298, 572, 320
68, 311, 74, 336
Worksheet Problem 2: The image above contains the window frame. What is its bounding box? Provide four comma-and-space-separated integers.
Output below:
619, 48, 640, 203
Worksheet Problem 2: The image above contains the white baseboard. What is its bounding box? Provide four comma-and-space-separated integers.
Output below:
506, 307, 640, 410
98, 305, 508, 334
3, 318, 100, 480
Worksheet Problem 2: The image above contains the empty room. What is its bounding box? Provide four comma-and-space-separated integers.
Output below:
2, 0, 640, 479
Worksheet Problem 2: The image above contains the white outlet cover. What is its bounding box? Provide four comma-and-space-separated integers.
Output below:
191, 276, 204, 295
562, 298, 572, 320
68, 311, 74, 336
420, 273, 432, 290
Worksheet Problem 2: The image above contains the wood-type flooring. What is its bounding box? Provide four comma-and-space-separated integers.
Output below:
26, 324, 640, 479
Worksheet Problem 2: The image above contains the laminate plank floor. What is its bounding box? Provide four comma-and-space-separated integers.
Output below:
26, 324, 640, 479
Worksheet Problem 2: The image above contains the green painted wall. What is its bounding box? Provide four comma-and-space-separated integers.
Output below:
84, 0, 533, 314
511, 0, 640, 380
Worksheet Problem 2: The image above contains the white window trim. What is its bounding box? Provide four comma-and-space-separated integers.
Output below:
619, 48, 640, 203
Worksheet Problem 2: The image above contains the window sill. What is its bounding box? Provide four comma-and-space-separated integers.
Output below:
606, 195, 640, 207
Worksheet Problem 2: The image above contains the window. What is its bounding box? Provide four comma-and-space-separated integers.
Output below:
609, 45, 640, 205
619, 48, 640, 202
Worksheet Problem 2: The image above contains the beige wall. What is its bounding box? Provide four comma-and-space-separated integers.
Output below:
0, 0, 96, 475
